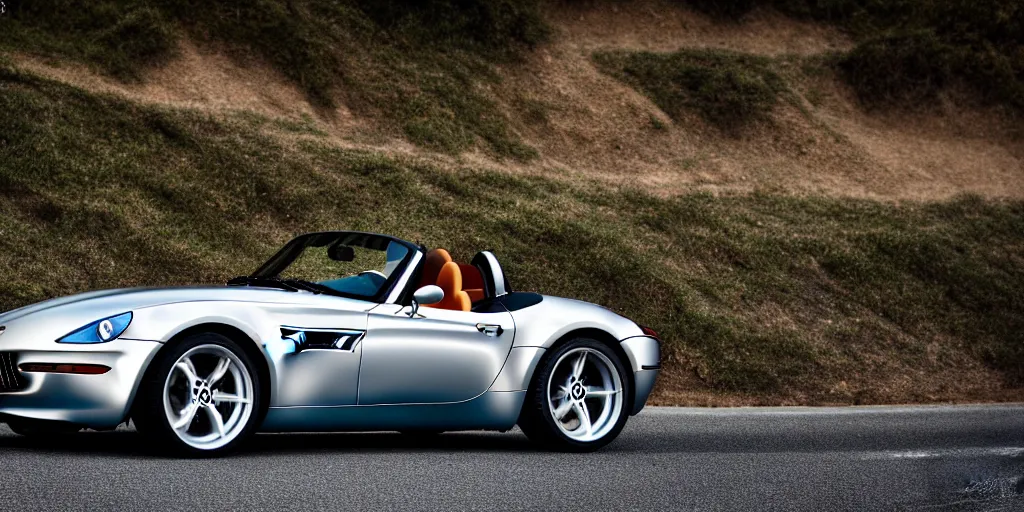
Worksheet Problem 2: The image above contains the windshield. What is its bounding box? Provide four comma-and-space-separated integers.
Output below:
251, 232, 413, 300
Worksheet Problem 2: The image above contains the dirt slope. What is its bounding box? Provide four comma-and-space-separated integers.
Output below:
11, 2, 1023, 202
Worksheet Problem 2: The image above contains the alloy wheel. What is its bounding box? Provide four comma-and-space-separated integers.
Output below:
162, 344, 254, 451
546, 347, 624, 443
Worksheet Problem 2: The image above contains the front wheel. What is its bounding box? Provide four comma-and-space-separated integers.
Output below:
133, 333, 262, 457
518, 338, 631, 452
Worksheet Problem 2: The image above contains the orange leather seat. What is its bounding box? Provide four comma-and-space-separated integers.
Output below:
419, 248, 452, 289
426, 261, 471, 312
459, 263, 485, 303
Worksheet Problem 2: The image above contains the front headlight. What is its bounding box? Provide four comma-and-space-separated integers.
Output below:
57, 312, 133, 344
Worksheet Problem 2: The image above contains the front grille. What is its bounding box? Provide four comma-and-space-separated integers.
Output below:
0, 352, 26, 392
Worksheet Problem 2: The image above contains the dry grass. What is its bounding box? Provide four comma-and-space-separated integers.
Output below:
1, 65, 1023, 406
546, 0, 853, 56
9, 2, 1024, 202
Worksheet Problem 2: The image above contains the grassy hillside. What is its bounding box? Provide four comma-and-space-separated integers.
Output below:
2, 0, 547, 159
593, 49, 790, 133
685, 0, 1024, 113
2, 63, 1022, 404
5, 0, 1022, 159
1, 1, 1023, 405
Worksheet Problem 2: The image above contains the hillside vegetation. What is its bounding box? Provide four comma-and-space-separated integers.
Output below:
687, 0, 1024, 113
1, 2, 1022, 405
593, 48, 789, 132
4, 0, 547, 159
6, 1, 1022, 153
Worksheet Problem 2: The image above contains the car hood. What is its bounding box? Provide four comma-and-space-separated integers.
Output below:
0, 285, 305, 326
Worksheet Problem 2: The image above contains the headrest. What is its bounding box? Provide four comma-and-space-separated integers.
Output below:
436, 261, 462, 292
419, 248, 453, 288
425, 248, 452, 267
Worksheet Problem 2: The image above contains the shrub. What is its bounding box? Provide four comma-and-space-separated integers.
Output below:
3, 0, 178, 80
594, 49, 787, 132
165, 0, 340, 107
839, 30, 955, 106
353, 0, 549, 55
94, 7, 177, 79
680, 0, 1024, 113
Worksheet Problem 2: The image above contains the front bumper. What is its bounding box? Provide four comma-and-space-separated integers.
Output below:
620, 335, 660, 415
0, 337, 162, 428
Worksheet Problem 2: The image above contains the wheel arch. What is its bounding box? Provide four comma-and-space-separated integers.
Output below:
127, 322, 272, 425
533, 327, 636, 413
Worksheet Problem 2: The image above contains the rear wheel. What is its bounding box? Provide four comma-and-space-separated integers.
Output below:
133, 333, 262, 457
518, 338, 631, 452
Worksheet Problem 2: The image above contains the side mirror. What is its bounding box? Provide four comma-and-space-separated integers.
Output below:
409, 285, 444, 318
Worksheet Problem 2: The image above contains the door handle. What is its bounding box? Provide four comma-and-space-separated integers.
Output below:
476, 323, 503, 337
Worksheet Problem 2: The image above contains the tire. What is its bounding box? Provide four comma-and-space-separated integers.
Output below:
518, 337, 632, 452
6, 418, 81, 436
132, 332, 263, 457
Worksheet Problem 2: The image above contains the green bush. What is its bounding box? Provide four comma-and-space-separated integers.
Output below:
353, 0, 549, 55
678, 0, 1024, 113
2, 0, 178, 80
164, 0, 340, 107
594, 49, 787, 132
95, 7, 178, 78
839, 30, 955, 106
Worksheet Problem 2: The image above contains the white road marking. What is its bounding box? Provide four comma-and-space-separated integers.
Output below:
859, 446, 1024, 460
644, 404, 1024, 416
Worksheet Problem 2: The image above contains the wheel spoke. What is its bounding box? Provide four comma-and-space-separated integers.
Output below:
205, 406, 226, 438
175, 360, 199, 385
586, 386, 620, 397
184, 357, 199, 380
207, 357, 231, 386
572, 352, 587, 380
573, 401, 592, 436
552, 400, 573, 420
213, 391, 251, 404
172, 403, 199, 431
164, 344, 257, 450
546, 347, 626, 443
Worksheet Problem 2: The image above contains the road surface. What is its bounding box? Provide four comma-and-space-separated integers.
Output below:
0, 404, 1022, 511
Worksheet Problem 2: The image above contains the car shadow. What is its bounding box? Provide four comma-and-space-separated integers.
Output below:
248, 430, 536, 455
0, 428, 537, 458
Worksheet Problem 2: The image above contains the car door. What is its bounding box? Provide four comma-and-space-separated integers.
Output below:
358, 303, 515, 405
263, 297, 371, 407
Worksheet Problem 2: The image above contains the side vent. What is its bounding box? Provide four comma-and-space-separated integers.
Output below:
0, 352, 26, 392
280, 327, 365, 352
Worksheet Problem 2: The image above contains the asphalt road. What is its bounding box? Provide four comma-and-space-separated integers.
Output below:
0, 405, 1022, 511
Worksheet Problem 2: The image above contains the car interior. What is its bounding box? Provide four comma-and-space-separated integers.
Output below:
418, 248, 486, 312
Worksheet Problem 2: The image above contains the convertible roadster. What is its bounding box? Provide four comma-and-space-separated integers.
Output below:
0, 231, 660, 455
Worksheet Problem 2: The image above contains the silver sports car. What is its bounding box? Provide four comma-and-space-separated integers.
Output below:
0, 231, 660, 455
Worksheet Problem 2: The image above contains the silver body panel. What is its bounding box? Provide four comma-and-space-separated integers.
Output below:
262, 391, 526, 432
0, 337, 160, 425
359, 303, 515, 405
0, 244, 659, 431
621, 336, 661, 414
